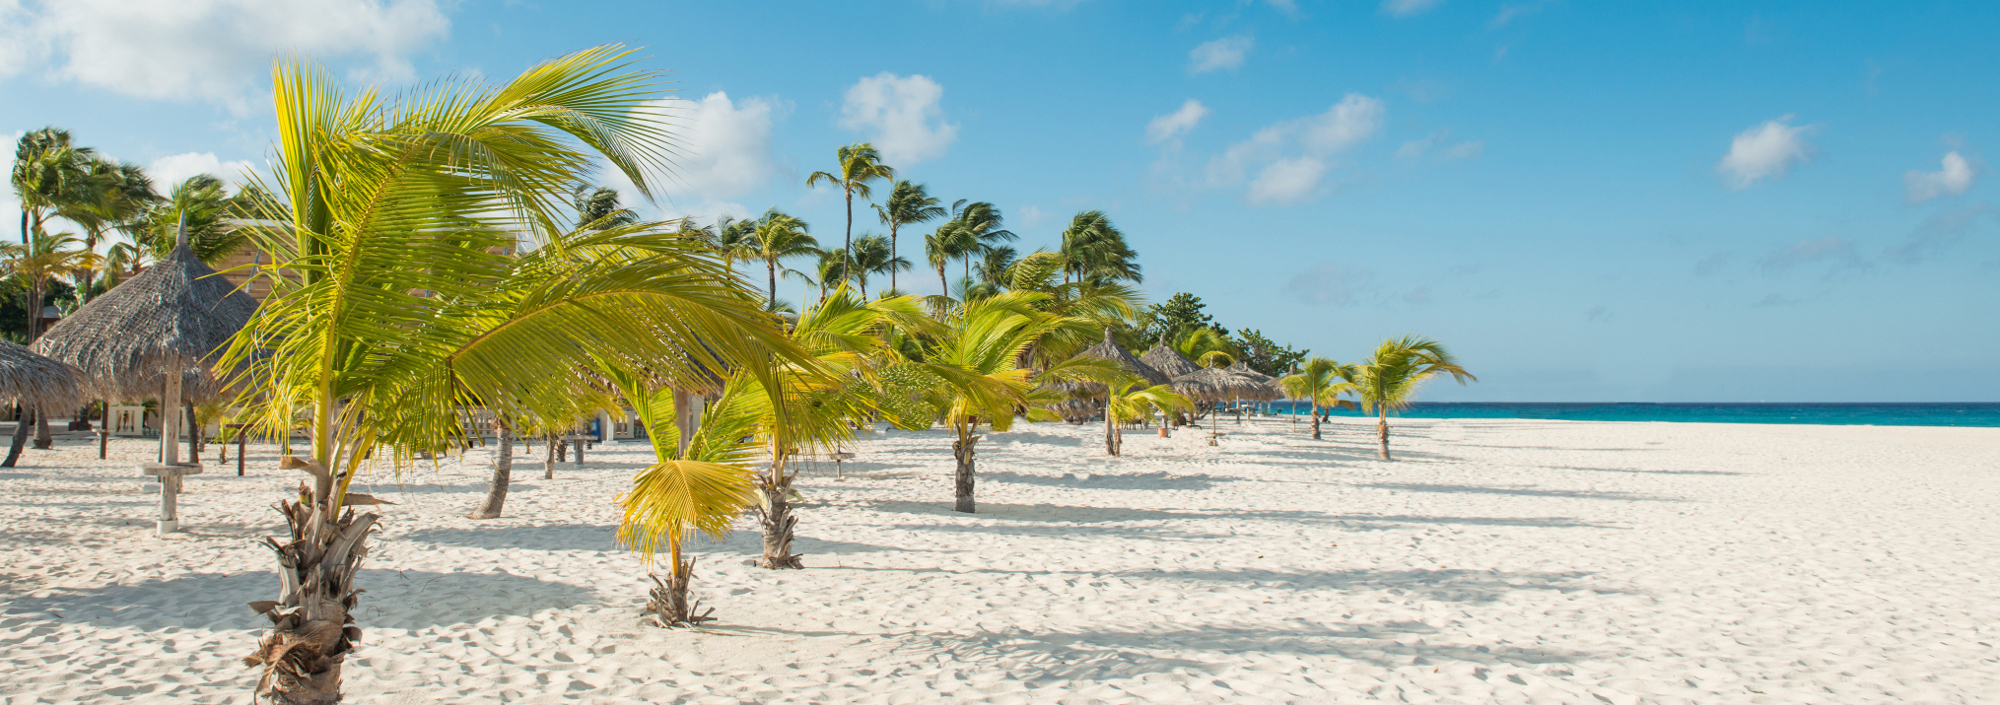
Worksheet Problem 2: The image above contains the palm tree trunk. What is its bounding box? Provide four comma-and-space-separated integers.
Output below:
3, 406, 31, 467
756, 456, 802, 568
543, 432, 557, 479
246, 456, 381, 704
1103, 402, 1117, 456
469, 423, 513, 519
767, 260, 779, 309
841, 189, 853, 286
646, 550, 709, 627
952, 426, 977, 513
937, 264, 948, 297
184, 403, 199, 462
888, 223, 899, 291
1310, 400, 1321, 440
1377, 408, 1391, 460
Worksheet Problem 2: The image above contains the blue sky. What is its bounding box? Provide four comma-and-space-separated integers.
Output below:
2, 0, 1995, 401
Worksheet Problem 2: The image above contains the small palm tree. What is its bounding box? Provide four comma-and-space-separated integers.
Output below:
908, 292, 1122, 512
1349, 335, 1475, 460
11, 128, 97, 245
1103, 382, 1192, 456
0, 231, 99, 341
806, 143, 894, 285
848, 234, 909, 298
130, 175, 251, 264
873, 180, 945, 292
608, 368, 758, 625
573, 184, 638, 230
942, 201, 1014, 286
1279, 357, 1358, 441
714, 215, 758, 276
747, 210, 817, 309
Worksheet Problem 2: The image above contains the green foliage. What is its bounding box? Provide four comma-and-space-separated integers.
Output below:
1058, 210, 1141, 285
1233, 329, 1307, 377
1145, 292, 1227, 345
1349, 335, 1476, 417
129, 175, 255, 263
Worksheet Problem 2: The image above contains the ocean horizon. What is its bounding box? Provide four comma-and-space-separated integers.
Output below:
1267, 402, 2000, 428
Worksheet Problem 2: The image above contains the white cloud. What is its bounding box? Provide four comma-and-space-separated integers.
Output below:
1395, 128, 1483, 161
1146, 99, 1209, 145
1266, 0, 1301, 18
1905, 151, 1977, 203
148, 152, 255, 194
1382, 0, 1444, 17
1188, 35, 1253, 75
1207, 94, 1384, 205
839, 72, 957, 165
1248, 157, 1327, 205
666, 92, 780, 201
0, 0, 449, 111
1489, 0, 1554, 28
1717, 116, 1815, 189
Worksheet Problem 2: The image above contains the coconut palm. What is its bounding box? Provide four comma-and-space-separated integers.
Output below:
746, 210, 817, 309
573, 184, 638, 231
608, 367, 759, 625
0, 232, 99, 342
128, 175, 251, 264
710, 215, 757, 275
1104, 382, 1193, 456
872, 180, 945, 292
218, 47, 815, 703
805, 143, 894, 284
1349, 335, 1475, 460
848, 234, 909, 298
975, 245, 1018, 293
1279, 357, 1359, 441
907, 291, 1123, 512
800, 249, 848, 302
941, 201, 1014, 286
59, 158, 155, 296
11, 128, 97, 245
1058, 210, 1141, 285
923, 226, 961, 295
1002, 250, 1143, 369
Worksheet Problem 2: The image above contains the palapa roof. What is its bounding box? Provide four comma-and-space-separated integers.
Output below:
0, 340, 86, 411
33, 219, 258, 402
1139, 343, 1199, 379
1225, 360, 1284, 402
1171, 366, 1247, 403
1059, 330, 1171, 388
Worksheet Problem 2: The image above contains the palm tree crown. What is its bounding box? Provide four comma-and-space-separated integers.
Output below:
847, 234, 909, 298
1349, 335, 1475, 459
805, 143, 893, 289
747, 209, 817, 309
873, 180, 945, 292
1059, 210, 1141, 285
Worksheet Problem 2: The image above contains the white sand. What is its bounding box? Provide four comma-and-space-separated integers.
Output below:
3, 416, 1998, 704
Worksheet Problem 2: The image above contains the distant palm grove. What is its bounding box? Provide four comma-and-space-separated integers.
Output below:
8, 46, 1471, 702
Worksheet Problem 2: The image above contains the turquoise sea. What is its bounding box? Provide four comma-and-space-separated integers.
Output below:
1270, 402, 2000, 428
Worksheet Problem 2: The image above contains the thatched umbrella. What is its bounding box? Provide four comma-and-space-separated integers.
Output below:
1140, 343, 1199, 379
1048, 331, 1171, 403
0, 340, 87, 467
1225, 361, 1284, 402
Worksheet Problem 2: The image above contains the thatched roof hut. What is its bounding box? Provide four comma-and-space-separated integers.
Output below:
0, 341, 86, 411
1171, 366, 1247, 403
1225, 361, 1284, 402
33, 221, 258, 402
1049, 330, 1170, 396
1140, 343, 1199, 379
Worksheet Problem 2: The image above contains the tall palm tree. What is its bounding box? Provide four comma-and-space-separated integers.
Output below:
907, 291, 1122, 512
573, 184, 638, 230
847, 234, 908, 298
60, 158, 155, 296
1348, 335, 1475, 460
712, 215, 758, 277
130, 175, 251, 264
1059, 210, 1141, 285
747, 210, 817, 308
1279, 357, 1358, 441
940, 201, 1015, 287
1002, 250, 1143, 369
805, 143, 893, 285
218, 46, 816, 703
872, 180, 944, 292
924, 226, 961, 296
11, 128, 97, 244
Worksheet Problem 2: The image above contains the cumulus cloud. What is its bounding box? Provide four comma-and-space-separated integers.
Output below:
1208, 94, 1384, 205
1395, 128, 1482, 161
1382, 0, 1444, 17
1188, 35, 1253, 75
839, 72, 957, 165
1718, 116, 1815, 189
1146, 99, 1209, 145
0, 0, 449, 110
1248, 157, 1327, 205
1280, 261, 1374, 306
147, 152, 255, 193
1905, 151, 1978, 203
597, 93, 781, 223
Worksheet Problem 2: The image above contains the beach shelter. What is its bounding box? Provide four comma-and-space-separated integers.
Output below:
1047, 330, 1172, 420
0, 340, 86, 467
1140, 342, 1200, 380
32, 218, 257, 534
1223, 361, 1284, 420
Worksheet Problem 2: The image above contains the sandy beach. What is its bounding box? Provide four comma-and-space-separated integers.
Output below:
2, 416, 1998, 704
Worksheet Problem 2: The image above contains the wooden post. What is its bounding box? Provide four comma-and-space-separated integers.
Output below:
97, 430, 109, 459
160, 359, 181, 466
145, 462, 202, 535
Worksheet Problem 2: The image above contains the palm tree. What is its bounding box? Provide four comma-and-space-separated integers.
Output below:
607, 367, 758, 625
847, 234, 908, 298
805, 143, 893, 286
924, 227, 961, 295
59, 158, 155, 296
940, 201, 1015, 287
573, 184, 638, 230
1279, 357, 1358, 441
746, 210, 817, 308
218, 46, 816, 703
802, 249, 847, 302
1058, 210, 1141, 285
908, 291, 1122, 512
1, 231, 99, 342
11, 128, 97, 244
713, 215, 757, 275
1103, 382, 1193, 456
872, 180, 944, 292
1002, 250, 1143, 370
129, 175, 251, 264
1349, 335, 1475, 460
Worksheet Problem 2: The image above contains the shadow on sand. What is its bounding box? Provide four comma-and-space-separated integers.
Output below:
1361, 482, 1679, 502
